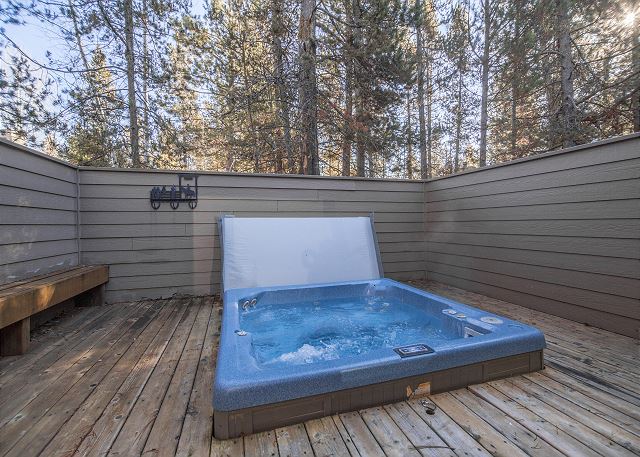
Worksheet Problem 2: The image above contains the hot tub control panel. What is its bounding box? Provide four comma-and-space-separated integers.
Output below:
394, 344, 434, 358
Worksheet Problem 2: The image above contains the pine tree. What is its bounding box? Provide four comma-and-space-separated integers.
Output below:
63, 48, 127, 166
0, 54, 53, 147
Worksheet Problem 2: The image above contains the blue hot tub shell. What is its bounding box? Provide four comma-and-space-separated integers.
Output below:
213, 278, 545, 438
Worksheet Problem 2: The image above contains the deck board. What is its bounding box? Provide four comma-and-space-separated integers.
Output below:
1, 280, 638, 457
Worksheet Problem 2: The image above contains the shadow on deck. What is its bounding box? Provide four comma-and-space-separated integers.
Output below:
0, 281, 638, 457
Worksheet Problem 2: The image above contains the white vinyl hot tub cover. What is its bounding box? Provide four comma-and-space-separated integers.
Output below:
220, 216, 383, 291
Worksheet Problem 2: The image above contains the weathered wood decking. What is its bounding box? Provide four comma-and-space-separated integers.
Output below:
0, 281, 638, 457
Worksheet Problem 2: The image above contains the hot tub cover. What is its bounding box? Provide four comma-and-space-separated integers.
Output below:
220, 215, 383, 291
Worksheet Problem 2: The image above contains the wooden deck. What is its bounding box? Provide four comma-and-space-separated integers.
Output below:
0, 281, 638, 457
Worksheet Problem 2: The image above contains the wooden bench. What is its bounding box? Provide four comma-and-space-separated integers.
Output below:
0, 265, 109, 355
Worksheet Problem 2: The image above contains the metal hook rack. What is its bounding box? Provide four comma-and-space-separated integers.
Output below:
150, 173, 199, 210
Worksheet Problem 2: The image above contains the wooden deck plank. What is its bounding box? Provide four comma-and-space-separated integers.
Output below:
6, 300, 176, 457
305, 416, 353, 457
331, 414, 362, 457
383, 402, 456, 457
524, 372, 640, 435
275, 423, 314, 457
0, 301, 154, 454
359, 406, 422, 457
490, 379, 637, 456
2, 281, 639, 457
140, 299, 211, 457
0, 303, 109, 375
105, 299, 204, 456
338, 411, 386, 457
508, 376, 640, 454
406, 398, 493, 457
430, 392, 530, 457
244, 430, 279, 457
210, 437, 245, 457
468, 383, 601, 457
0, 301, 139, 421
545, 349, 640, 396
175, 297, 218, 457
544, 358, 640, 406
449, 389, 564, 457
541, 366, 640, 421
73, 299, 198, 457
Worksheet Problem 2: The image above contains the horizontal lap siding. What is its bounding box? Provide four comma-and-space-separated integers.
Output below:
0, 140, 79, 284
78, 170, 426, 302
424, 135, 640, 338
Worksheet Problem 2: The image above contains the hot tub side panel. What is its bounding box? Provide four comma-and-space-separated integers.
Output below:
213, 349, 543, 439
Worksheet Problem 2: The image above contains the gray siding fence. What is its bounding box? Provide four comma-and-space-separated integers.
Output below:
424, 134, 640, 339
0, 139, 79, 284
1, 133, 638, 337
77, 170, 426, 302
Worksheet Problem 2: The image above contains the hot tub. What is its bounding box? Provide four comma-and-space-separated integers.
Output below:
213, 278, 545, 439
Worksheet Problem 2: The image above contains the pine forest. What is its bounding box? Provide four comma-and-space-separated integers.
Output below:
1, 0, 638, 178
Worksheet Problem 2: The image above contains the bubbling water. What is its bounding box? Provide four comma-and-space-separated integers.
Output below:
240, 295, 457, 366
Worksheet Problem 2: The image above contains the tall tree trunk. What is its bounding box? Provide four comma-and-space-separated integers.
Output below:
342, 61, 353, 176
510, 0, 521, 155
454, 61, 463, 172
478, 0, 490, 167
556, 0, 577, 148
271, 0, 293, 173
633, 16, 640, 132
426, 50, 432, 178
341, 0, 353, 176
240, 36, 261, 172
352, 0, 365, 177
416, 0, 427, 178
141, 0, 150, 165
298, 0, 319, 174
406, 90, 413, 179
355, 92, 365, 176
123, 0, 140, 166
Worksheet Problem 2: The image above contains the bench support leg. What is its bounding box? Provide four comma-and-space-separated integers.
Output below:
0, 317, 30, 356
77, 284, 106, 307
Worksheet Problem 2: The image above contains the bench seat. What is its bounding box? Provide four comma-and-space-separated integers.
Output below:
0, 265, 109, 355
